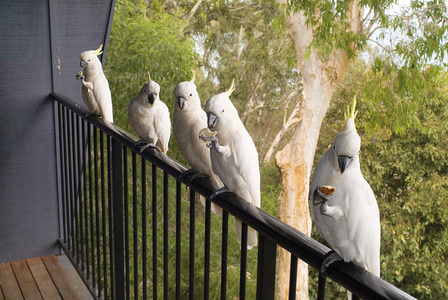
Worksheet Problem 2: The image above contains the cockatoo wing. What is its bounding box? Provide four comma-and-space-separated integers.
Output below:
154, 102, 171, 153
210, 128, 260, 249
174, 111, 211, 174
93, 76, 113, 123
311, 169, 381, 276
343, 179, 381, 276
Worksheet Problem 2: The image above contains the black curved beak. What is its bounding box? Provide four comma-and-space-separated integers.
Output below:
338, 155, 352, 174
80, 60, 86, 68
148, 93, 156, 104
207, 112, 218, 128
177, 96, 186, 109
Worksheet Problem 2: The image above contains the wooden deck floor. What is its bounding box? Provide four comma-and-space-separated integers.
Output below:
0, 255, 93, 300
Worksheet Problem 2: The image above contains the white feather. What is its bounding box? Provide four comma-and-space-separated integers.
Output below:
204, 91, 260, 249
173, 81, 223, 215
128, 80, 171, 153
310, 118, 381, 278
79, 49, 113, 123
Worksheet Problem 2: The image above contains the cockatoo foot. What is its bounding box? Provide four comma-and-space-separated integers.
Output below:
178, 169, 209, 184
138, 142, 161, 153
320, 251, 343, 277
313, 185, 336, 216
210, 186, 231, 199
86, 112, 101, 119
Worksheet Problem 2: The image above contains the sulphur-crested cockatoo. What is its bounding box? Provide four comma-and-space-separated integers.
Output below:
201, 80, 260, 249
128, 73, 171, 153
310, 97, 380, 298
77, 45, 113, 123
173, 72, 223, 215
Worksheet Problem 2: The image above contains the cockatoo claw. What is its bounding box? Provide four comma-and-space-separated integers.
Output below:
313, 185, 335, 216
211, 186, 231, 199
320, 251, 343, 277
178, 169, 210, 184
86, 112, 101, 119
138, 142, 161, 153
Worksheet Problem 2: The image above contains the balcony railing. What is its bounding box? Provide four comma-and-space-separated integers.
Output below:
52, 92, 416, 300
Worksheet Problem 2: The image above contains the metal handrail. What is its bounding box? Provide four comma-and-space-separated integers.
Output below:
52, 92, 417, 300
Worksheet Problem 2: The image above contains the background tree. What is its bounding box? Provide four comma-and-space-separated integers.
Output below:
274, 1, 447, 297
105, 0, 448, 298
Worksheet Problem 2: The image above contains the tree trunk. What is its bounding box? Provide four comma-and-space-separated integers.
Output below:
274, 5, 357, 298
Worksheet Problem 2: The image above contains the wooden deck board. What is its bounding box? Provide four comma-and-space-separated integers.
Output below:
0, 262, 23, 300
27, 257, 61, 300
41, 255, 79, 300
0, 255, 92, 300
10, 260, 42, 300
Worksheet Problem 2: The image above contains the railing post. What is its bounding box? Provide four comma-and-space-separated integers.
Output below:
256, 234, 277, 299
112, 137, 124, 299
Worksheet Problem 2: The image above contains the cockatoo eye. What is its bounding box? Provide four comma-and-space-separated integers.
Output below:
190, 93, 192, 97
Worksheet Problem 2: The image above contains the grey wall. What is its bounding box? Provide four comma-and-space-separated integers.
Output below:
0, 0, 114, 263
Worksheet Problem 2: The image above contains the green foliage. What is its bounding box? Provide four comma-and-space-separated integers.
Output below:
313, 55, 448, 298
183, 0, 300, 158
104, 0, 448, 298
105, 0, 197, 161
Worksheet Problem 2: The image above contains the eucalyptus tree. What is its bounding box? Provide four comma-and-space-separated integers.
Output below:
275, 0, 448, 298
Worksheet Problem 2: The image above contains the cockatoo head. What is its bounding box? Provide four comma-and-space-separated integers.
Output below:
173, 80, 200, 111
331, 96, 361, 174
138, 79, 160, 106
80, 44, 103, 68
204, 80, 239, 132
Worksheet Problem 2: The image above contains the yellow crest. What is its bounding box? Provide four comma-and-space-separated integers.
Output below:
344, 95, 358, 123
147, 71, 151, 82
190, 70, 195, 83
93, 44, 103, 56
226, 79, 236, 98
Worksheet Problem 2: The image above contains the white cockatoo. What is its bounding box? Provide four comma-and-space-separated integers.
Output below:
201, 80, 260, 249
128, 73, 171, 153
310, 97, 380, 298
173, 72, 223, 215
76, 45, 113, 123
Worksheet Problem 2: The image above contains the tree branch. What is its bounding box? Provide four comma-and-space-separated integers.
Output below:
185, 0, 202, 23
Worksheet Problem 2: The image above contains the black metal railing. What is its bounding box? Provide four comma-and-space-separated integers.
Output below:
52, 92, 417, 300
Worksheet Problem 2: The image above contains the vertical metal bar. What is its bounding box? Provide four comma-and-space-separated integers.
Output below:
59, 106, 68, 246
141, 158, 147, 300
92, 127, 98, 286
256, 235, 277, 299
79, 116, 85, 272
163, 171, 169, 299
204, 198, 211, 300
317, 273, 327, 300
95, 129, 101, 298
64, 108, 71, 248
123, 147, 130, 300
112, 137, 125, 300
189, 188, 195, 300
220, 211, 228, 300
175, 180, 182, 300
132, 152, 138, 298
107, 136, 115, 299
86, 123, 92, 277
100, 131, 107, 299
152, 164, 158, 300
240, 223, 248, 300
68, 111, 74, 254
73, 114, 80, 266
289, 255, 298, 300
